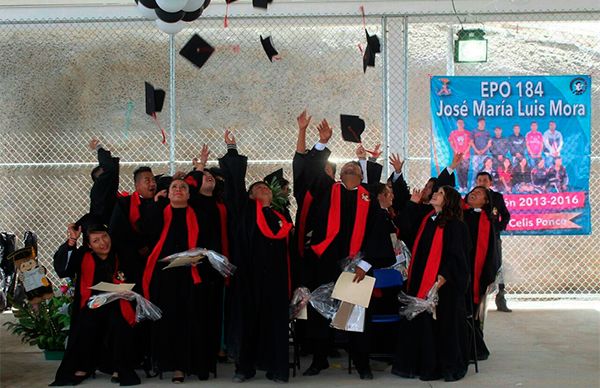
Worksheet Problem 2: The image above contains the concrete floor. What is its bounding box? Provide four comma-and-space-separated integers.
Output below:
1, 300, 599, 388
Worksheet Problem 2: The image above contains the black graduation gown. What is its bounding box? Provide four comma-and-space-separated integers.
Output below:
51, 245, 137, 386
392, 203, 470, 382
89, 147, 119, 225
108, 195, 156, 285
464, 208, 500, 360
363, 207, 400, 315
219, 148, 291, 381
396, 167, 456, 251
141, 205, 219, 378
190, 193, 230, 364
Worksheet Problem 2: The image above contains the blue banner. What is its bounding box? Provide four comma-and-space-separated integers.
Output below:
430, 75, 591, 235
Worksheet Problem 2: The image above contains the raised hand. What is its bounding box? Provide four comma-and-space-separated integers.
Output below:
317, 119, 332, 144
356, 144, 367, 160
224, 129, 236, 146
172, 171, 186, 180
297, 109, 312, 132
410, 188, 423, 204
154, 189, 168, 202
368, 143, 382, 159
389, 153, 405, 173
450, 152, 463, 169
89, 138, 100, 151
193, 144, 210, 170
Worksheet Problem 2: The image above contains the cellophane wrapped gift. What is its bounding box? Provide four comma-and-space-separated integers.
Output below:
88, 291, 162, 322
397, 282, 439, 320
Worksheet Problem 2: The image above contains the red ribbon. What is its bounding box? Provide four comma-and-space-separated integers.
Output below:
151, 112, 166, 145
128, 191, 141, 233
407, 211, 444, 299
297, 190, 314, 258
254, 200, 293, 298
473, 211, 491, 304
142, 206, 200, 300
311, 183, 370, 258
80, 252, 136, 326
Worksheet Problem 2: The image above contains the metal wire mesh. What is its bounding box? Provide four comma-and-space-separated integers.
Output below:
0, 11, 598, 298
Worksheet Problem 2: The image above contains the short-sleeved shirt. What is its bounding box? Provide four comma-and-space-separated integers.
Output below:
472, 129, 491, 151
448, 130, 472, 158
526, 131, 544, 157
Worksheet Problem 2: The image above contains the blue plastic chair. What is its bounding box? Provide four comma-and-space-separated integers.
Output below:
371, 268, 403, 324
348, 268, 404, 373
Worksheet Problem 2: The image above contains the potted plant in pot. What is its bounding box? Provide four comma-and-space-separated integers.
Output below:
3, 280, 73, 360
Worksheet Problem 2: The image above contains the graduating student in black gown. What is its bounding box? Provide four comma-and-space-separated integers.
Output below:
88, 139, 120, 225
140, 178, 220, 382
300, 120, 385, 380
392, 186, 470, 382
474, 171, 512, 312
186, 143, 234, 366
50, 223, 140, 386
463, 186, 500, 360
218, 130, 293, 383
394, 154, 462, 250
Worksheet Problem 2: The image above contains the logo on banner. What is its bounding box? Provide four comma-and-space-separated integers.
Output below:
436, 78, 452, 96
570, 77, 587, 95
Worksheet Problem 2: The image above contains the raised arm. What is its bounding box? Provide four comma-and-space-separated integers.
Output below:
218, 129, 248, 215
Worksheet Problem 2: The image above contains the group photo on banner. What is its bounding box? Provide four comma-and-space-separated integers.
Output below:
430, 75, 591, 235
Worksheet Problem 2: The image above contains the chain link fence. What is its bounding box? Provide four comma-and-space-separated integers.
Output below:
0, 11, 598, 298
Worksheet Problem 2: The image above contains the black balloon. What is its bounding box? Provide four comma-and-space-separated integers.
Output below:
155, 7, 185, 23
203, 0, 211, 9
182, 7, 203, 22
139, 0, 158, 9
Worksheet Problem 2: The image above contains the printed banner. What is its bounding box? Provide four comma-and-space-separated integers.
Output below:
430, 75, 591, 235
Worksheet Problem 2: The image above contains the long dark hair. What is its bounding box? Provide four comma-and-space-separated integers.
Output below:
436, 185, 463, 227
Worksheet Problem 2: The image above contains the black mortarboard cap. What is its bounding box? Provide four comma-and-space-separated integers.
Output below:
264, 168, 285, 186
155, 174, 173, 193
362, 45, 376, 73
145, 82, 165, 116
260, 35, 279, 62
253, 0, 273, 8
340, 114, 365, 143
365, 29, 381, 54
179, 34, 215, 69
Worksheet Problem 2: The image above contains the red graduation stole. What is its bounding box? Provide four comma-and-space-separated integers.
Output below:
254, 200, 293, 299
128, 192, 142, 232
311, 183, 370, 258
142, 205, 200, 300
80, 252, 136, 326
297, 190, 314, 258
407, 211, 444, 299
216, 201, 231, 286
473, 210, 491, 304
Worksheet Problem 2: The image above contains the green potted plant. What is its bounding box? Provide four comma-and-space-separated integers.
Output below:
3, 280, 73, 360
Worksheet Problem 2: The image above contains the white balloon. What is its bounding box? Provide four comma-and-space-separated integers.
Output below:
156, 0, 188, 13
183, 0, 204, 12
136, 2, 157, 20
155, 19, 186, 35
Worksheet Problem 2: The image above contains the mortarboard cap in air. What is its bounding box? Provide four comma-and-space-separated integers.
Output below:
362, 45, 376, 73
365, 29, 381, 54
179, 34, 215, 69
260, 35, 279, 62
145, 82, 165, 116
253, 0, 273, 9
264, 168, 285, 186
340, 114, 365, 143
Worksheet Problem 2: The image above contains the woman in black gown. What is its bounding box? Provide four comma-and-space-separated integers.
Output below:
392, 185, 470, 382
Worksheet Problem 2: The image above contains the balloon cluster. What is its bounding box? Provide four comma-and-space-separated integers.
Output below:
135, 0, 211, 35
